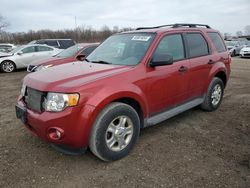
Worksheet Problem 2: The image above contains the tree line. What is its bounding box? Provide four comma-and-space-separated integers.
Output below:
0, 25, 133, 44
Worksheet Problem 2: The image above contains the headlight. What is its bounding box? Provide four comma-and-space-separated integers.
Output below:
35, 64, 53, 72
44, 92, 79, 112
21, 84, 26, 96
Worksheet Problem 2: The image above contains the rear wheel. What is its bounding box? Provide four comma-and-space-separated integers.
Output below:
89, 102, 140, 161
200, 77, 224, 112
0, 61, 16, 73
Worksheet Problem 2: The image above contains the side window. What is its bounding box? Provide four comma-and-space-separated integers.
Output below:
37, 46, 53, 52
59, 40, 75, 49
22, 46, 36, 54
45, 40, 59, 47
154, 34, 185, 61
208, 32, 226, 53
186, 33, 209, 58
81, 46, 98, 56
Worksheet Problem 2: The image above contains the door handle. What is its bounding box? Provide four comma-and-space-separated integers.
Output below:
208, 59, 216, 64
178, 66, 188, 73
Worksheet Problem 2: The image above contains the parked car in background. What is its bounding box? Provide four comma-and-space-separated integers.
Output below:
240, 42, 250, 58
29, 39, 75, 49
27, 43, 99, 72
225, 41, 243, 56
0, 44, 62, 73
0, 43, 16, 53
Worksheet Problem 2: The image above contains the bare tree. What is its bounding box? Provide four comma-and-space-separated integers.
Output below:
245, 25, 250, 35
0, 15, 9, 32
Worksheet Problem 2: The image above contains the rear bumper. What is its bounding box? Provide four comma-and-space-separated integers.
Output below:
16, 99, 96, 148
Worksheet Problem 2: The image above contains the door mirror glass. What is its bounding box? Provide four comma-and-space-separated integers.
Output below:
150, 54, 173, 67
17, 52, 23, 55
76, 54, 86, 61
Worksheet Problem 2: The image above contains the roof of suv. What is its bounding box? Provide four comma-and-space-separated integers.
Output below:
124, 23, 217, 34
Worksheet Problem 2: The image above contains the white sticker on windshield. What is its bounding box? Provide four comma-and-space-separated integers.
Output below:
131, 36, 151, 41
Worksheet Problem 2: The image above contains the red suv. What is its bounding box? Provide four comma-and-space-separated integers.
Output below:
16, 24, 231, 161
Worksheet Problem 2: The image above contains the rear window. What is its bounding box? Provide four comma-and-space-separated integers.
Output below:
208, 32, 226, 53
186, 33, 209, 58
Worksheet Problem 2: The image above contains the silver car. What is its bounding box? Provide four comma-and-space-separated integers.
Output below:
225, 41, 244, 56
0, 44, 61, 73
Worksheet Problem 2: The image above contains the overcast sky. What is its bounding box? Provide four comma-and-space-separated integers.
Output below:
1, 0, 249, 34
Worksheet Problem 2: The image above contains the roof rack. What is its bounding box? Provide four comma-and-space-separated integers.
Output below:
136, 23, 211, 30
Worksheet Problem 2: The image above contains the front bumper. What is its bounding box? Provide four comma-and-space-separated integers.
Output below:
240, 52, 250, 57
16, 98, 96, 148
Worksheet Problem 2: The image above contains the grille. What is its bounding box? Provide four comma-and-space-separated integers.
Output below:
25, 87, 45, 112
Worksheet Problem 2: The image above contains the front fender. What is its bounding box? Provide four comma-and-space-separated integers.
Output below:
85, 84, 148, 119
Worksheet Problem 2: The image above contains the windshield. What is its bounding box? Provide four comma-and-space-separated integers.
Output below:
9, 46, 23, 54
87, 33, 155, 66
56, 45, 80, 58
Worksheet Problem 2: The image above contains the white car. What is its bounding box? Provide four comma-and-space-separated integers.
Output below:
0, 44, 62, 73
240, 43, 250, 58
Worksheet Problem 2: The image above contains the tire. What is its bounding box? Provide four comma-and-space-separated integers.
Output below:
0, 61, 16, 73
200, 77, 224, 112
89, 102, 140, 161
231, 50, 236, 57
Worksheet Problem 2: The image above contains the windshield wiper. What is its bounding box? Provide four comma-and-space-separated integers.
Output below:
90, 60, 112, 64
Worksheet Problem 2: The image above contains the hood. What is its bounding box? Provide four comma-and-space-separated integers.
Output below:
241, 47, 250, 51
31, 56, 74, 66
24, 61, 132, 92
0, 52, 12, 58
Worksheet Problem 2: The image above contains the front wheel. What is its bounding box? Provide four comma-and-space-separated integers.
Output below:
89, 102, 140, 161
200, 77, 224, 112
0, 61, 16, 73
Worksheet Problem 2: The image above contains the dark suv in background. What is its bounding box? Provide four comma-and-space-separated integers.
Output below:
29, 39, 75, 49
16, 23, 231, 161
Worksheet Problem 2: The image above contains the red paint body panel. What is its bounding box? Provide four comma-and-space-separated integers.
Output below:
17, 27, 231, 149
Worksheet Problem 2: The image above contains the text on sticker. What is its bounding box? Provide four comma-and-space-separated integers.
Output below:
131, 36, 151, 41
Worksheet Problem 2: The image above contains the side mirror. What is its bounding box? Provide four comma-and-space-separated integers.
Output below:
76, 54, 86, 61
149, 54, 173, 67
17, 52, 23, 56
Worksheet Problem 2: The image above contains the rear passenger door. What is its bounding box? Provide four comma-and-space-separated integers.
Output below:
184, 32, 212, 98
34, 46, 55, 61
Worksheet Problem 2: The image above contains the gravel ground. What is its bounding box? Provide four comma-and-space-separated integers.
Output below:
0, 57, 249, 188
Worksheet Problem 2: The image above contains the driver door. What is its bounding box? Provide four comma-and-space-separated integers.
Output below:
145, 33, 190, 115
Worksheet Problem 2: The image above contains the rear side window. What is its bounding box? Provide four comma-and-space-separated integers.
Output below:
186, 33, 209, 58
45, 41, 59, 47
59, 40, 75, 49
37, 46, 53, 52
208, 32, 226, 53
154, 34, 185, 61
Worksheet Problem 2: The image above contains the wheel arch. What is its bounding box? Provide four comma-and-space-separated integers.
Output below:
214, 71, 227, 87
87, 91, 148, 129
